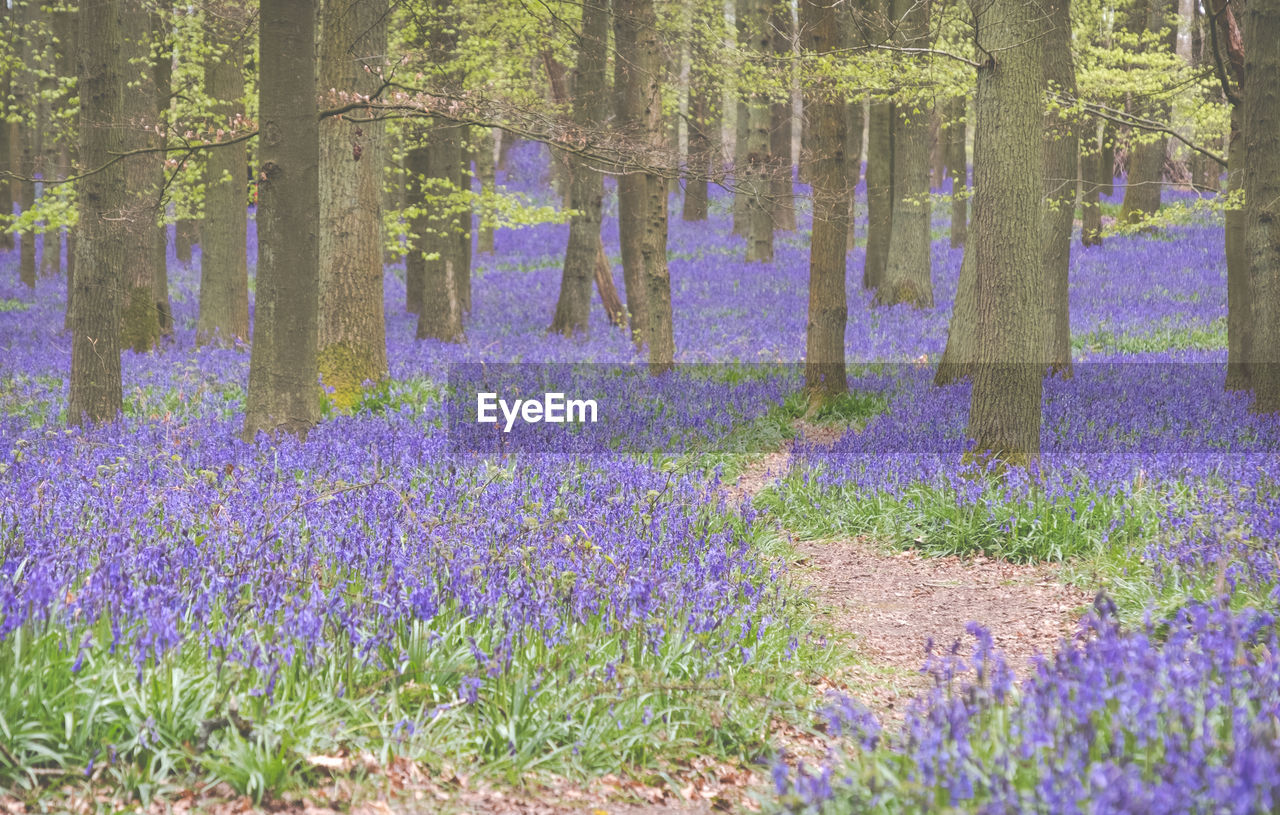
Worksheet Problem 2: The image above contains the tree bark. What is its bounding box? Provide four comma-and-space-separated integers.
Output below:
1119, 0, 1175, 225
151, 3, 174, 333
769, 0, 795, 231
243, 0, 321, 439
476, 128, 496, 252
875, 0, 933, 308
0, 0, 10, 255
1226, 105, 1251, 390
1081, 119, 1105, 246
616, 0, 650, 343
551, 0, 609, 336
69, 0, 124, 426
318, 0, 389, 404
198, 2, 250, 346
15, 0, 36, 288
618, 0, 675, 371
801, 0, 848, 400
119, 0, 164, 352
966, 0, 1044, 465
1244, 0, 1280, 412
864, 99, 893, 288
176, 218, 198, 264
404, 143, 427, 315
739, 0, 773, 262
683, 0, 721, 222
845, 97, 865, 252
414, 119, 466, 342
946, 96, 966, 248
1041, 0, 1077, 376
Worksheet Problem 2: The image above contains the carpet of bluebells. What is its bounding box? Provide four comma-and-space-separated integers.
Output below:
2, 143, 1278, 810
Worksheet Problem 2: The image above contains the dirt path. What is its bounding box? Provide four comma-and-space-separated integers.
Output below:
732, 423, 1091, 718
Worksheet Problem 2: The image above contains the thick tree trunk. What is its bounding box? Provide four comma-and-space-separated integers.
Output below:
1041, 0, 1077, 376
551, 0, 609, 336
1120, 0, 1175, 225
1244, 0, 1280, 412
1081, 119, 1105, 246
198, 2, 249, 346
69, 0, 124, 426
119, 0, 163, 352
243, 0, 321, 440
946, 96, 966, 248
864, 99, 893, 288
935, 247, 976, 384
801, 0, 848, 400
616, 0, 650, 343
966, 0, 1044, 465
1226, 106, 1251, 390
618, 0, 674, 371
876, 0, 934, 309
318, 0, 389, 404
769, 0, 795, 231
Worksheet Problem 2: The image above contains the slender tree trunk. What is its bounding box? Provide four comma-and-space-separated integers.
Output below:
876, 0, 933, 309
1100, 132, 1115, 197
1244, 0, 1280, 412
198, 2, 249, 345
15, 0, 36, 288
243, 0, 321, 440
738, 0, 773, 261
683, 0, 720, 223
929, 106, 945, 189
769, 0, 795, 231
616, 0, 650, 343
118, 0, 163, 351
1120, 0, 1175, 225
946, 96, 966, 248
864, 99, 893, 288
801, 0, 848, 400
415, 119, 465, 342
176, 218, 197, 263
0, 0, 10, 255
318, 0, 388, 404
551, 0, 609, 336
1041, 0, 1077, 376
618, 0, 674, 371
845, 97, 865, 252
1081, 119, 1105, 246
405, 143, 427, 315
69, 0, 124, 426
152, 3, 173, 333
1226, 106, 1251, 390
966, 0, 1044, 465
935, 247, 976, 384
476, 128, 496, 253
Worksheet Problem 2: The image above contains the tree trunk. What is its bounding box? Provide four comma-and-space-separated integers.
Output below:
1081, 119, 1105, 247
616, 0, 650, 343
0, 0, 10, 255
1244, 0, 1280, 412
929, 106, 945, 189
1226, 105, 1251, 390
801, 0, 848, 400
876, 0, 933, 309
198, 2, 250, 346
551, 0, 609, 336
15, 0, 37, 288
966, 0, 1044, 465
243, 0, 321, 440
404, 143, 427, 315
476, 128, 495, 253
414, 119, 465, 342
935, 247, 976, 384
683, 0, 720, 223
618, 0, 674, 371
946, 96, 966, 248
318, 0, 388, 405
69, 0, 124, 426
176, 218, 198, 264
739, 0, 773, 262
119, 0, 163, 352
151, 3, 174, 333
769, 0, 795, 231
864, 99, 893, 288
1100, 131, 1115, 197
1119, 0, 1175, 225
1041, 0, 1077, 376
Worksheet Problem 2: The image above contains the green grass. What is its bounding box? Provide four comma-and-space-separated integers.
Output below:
1073, 318, 1227, 354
